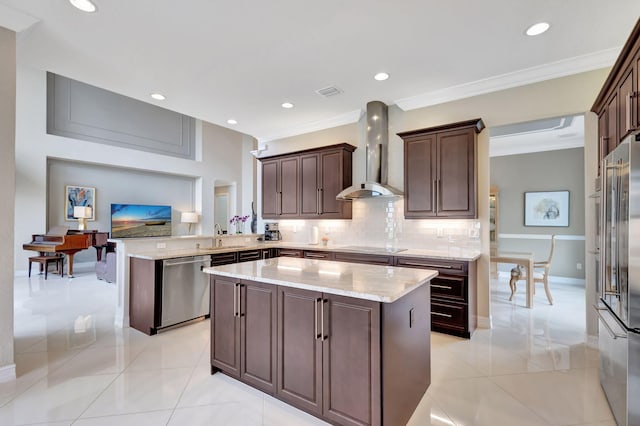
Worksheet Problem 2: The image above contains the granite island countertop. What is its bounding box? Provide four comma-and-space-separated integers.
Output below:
128, 241, 481, 261
203, 257, 438, 303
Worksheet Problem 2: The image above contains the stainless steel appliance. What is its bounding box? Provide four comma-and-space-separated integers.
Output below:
264, 222, 282, 241
336, 101, 403, 199
597, 132, 640, 426
161, 255, 211, 328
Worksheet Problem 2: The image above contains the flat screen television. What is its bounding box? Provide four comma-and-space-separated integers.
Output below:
111, 204, 172, 238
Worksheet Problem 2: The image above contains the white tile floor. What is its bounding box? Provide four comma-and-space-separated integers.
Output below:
0, 267, 614, 425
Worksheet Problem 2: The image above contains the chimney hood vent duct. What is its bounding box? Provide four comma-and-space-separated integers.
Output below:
336, 101, 403, 200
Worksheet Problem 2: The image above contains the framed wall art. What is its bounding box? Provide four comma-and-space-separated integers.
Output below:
524, 190, 569, 227
65, 185, 95, 221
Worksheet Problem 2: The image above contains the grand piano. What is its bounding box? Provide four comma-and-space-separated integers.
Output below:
23, 226, 110, 277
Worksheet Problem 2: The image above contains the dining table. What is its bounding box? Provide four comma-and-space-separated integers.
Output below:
490, 250, 535, 308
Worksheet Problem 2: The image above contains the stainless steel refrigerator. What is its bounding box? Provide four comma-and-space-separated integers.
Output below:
596, 132, 640, 426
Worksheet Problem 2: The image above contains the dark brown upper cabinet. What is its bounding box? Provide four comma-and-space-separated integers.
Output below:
592, 18, 640, 174
261, 156, 299, 218
398, 118, 484, 219
260, 144, 355, 220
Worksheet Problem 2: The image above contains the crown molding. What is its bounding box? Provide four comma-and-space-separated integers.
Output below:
0, 4, 40, 32
395, 48, 621, 111
257, 108, 363, 143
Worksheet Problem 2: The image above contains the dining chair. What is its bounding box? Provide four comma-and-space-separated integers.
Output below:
508, 235, 556, 305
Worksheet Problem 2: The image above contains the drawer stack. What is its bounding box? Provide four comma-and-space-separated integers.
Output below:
395, 256, 477, 338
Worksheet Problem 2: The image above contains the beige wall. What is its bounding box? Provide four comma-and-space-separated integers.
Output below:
264, 68, 609, 331
0, 26, 16, 380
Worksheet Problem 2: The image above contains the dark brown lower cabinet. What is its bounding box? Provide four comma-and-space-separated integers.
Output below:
210, 276, 277, 394
303, 250, 334, 260
395, 256, 477, 338
276, 286, 323, 415
276, 248, 303, 258
321, 294, 380, 426
211, 274, 430, 426
276, 288, 381, 425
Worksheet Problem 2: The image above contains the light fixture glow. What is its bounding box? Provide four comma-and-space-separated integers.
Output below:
150, 93, 166, 100
69, 0, 97, 13
526, 22, 550, 36
227, 119, 238, 125
374, 72, 390, 81
281, 102, 294, 109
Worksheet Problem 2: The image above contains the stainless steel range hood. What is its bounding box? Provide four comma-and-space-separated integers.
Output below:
336, 101, 403, 200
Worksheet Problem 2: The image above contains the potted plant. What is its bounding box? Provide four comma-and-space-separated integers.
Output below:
229, 215, 250, 234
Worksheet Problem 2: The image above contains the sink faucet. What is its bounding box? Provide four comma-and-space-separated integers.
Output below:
214, 223, 222, 235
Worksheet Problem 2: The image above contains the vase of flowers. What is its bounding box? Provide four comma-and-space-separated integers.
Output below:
230, 215, 249, 234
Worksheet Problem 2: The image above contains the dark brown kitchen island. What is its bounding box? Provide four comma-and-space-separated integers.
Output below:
204, 257, 436, 426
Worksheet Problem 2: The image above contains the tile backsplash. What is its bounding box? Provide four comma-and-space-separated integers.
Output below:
274, 198, 481, 250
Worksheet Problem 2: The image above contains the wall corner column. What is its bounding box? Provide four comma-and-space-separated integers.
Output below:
0, 26, 17, 382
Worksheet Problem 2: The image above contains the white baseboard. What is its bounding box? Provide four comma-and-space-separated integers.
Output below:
496, 271, 585, 285
0, 364, 16, 383
477, 315, 492, 329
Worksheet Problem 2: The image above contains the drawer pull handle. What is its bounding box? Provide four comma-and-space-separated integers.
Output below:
432, 311, 452, 318
431, 284, 452, 290
306, 254, 327, 258
403, 261, 454, 269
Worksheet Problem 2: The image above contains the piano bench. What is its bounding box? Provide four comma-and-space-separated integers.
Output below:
28, 255, 64, 279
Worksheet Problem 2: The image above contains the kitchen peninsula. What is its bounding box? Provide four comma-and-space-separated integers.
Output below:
204, 257, 437, 426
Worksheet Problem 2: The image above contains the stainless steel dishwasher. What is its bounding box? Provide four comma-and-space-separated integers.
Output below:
161, 255, 211, 328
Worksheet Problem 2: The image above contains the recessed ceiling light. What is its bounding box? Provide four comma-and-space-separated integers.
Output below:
150, 93, 166, 100
526, 22, 550, 36
227, 119, 238, 125
281, 102, 294, 109
69, 0, 97, 13
374, 72, 390, 81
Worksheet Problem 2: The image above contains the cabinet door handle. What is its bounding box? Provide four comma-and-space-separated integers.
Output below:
314, 298, 321, 339
277, 192, 282, 215
233, 283, 239, 317
319, 188, 323, 214
627, 92, 632, 133
238, 284, 244, 317
317, 189, 321, 215
432, 311, 452, 318
402, 261, 453, 269
432, 180, 437, 211
321, 298, 328, 341
431, 284, 453, 290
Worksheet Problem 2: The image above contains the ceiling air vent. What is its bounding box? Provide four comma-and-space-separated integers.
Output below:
315, 86, 343, 98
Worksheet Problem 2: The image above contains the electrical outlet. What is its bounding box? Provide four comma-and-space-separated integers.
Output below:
157, 242, 166, 249
576, 263, 582, 270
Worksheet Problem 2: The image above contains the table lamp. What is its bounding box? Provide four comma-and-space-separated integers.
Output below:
181, 211, 199, 234
73, 206, 92, 230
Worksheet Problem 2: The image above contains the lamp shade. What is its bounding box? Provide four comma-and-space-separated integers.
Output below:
73, 206, 92, 219
181, 212, 199, 224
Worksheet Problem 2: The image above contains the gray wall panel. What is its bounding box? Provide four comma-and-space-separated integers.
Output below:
47, 73, 195, 159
